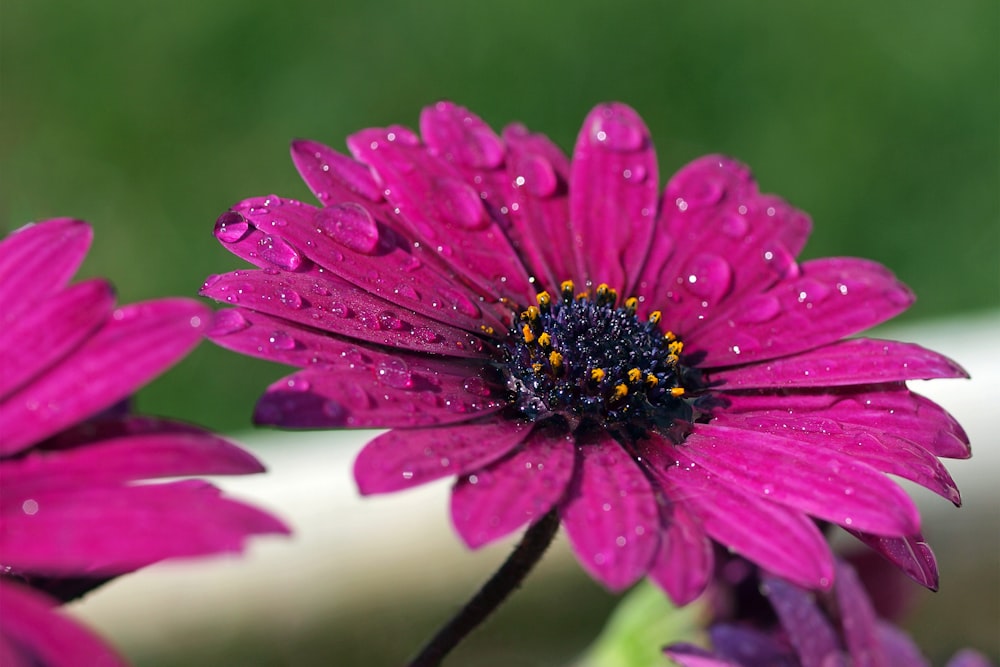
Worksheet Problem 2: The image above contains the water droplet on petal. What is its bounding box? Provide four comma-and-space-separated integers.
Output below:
285, 376, 311, 392
437, 286, 481, 318
211, 309, 250, 335
434, 178, 486, 230
344, 384, 371, 409
394, 283, 420, 300
374, 357, 413, 389
329, 302, 351, 318
622, 164, 648, 183
278, 288, 303, 309
741, 295, 781, 323
269, 330, 296, 350
591, 106, 645, 152
720, 213, 749, 238
794, 278, 832, 305
322, 399, 346, 420
377, 310, 405, 330
462, 376, 490, 396
258, 234, 303, 271
314, 203, 380, 254
517, 154, 558, 197
214, 211, 251, 243
682, 254, 733, 302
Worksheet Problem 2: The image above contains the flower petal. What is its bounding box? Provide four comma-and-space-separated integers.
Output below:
647, 500, 714, 605
450, 424, 575, 548
641, 436, 833, 589
0, 479, 289, 576
559, 435, 659, 591
353, 418, 531, 494
201, 269, 492, 358
0, 299, 210, 455
709, 625, 799, 667
347, 125, 535, 305
845, 530, 939, 590
691, 258, 914, 366
0, 279, 115, 401
0, 219, 93, 324
568, 103, 659, 293
680, 423, 921, 535
876, 624, 932, 667
290, 138, 385, 204
0, 580, 128, 667
254, 360, 506, 430
721, 384, 970, 459
713, 338, 967, 389
663, 643, 743, 667
762, 575, 842, 667
832, 561, 889, 667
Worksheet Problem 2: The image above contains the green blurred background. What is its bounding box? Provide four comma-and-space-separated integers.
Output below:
2, 1, 998, 665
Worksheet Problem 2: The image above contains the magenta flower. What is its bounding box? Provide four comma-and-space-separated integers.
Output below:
0, 219, 289, 667
202, 102, 968, 602
665, 560, 995, 667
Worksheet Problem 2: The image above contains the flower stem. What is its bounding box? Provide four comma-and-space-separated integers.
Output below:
406, 510, 561, 667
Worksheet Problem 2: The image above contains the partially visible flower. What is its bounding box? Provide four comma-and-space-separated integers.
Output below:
203, 101, 968, 601
0, 219, 289, 666
664, 559, 995, 667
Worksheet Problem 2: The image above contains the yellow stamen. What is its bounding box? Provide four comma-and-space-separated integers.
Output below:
480, 325, 494, 335
649, 310, 662, 325
646, 373, 659, 386
664, 330, 676, 342
536, 291, 551, 307
576, 291, 589, 301
521, 305, 540, 320
590, 368, 606, 382
522, 324, 535, 343
596, 283, 610, 298
667, 354, 679, 365
670, 387, 686, 397
532, 362, 543, 373
560, 280, 574, 294
614, 383, 629, 399
624, 297, 638, 312
627, 367, 642, 382
548, 351, 563, 369
538, 332, 552, 347
668, 340, 684, 355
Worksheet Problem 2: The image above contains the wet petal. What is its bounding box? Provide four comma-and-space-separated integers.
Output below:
642, 436, 833, 589
0, 279, 115, 401
290, 138, 385, 204
832, 561, 889, 667
569, 103, 659, 293
0, 580, 128, 667
201, 269, 493, 358
712, 338, 967, 389
347, 126, 535, 305
0, 219, 93, 324
762, 576, 841, 667
559, 436, 659, 591
845, 530, 939, 590
353, 419, 531, 494
692, 258, 915, 366
0, 479, 289, 576
451, 425, 575, 548
254, 360, 506, 430
680, 423, 921, 535
646, 500, 714, 605
0, 299, 210, 455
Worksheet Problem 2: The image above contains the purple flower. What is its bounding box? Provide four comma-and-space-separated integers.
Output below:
203, 102, 968, 600
0, 219, 289, 667
664, 559, 995, 667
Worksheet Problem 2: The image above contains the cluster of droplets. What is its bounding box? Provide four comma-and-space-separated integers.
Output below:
503, 281, 694, 430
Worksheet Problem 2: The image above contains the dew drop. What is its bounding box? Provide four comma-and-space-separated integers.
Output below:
214, 211, 251, 243
740, 295, 781, 323
682, 253, 733, 302
329, 302, 351, 318
517, 154, 558, 197
377, 310, 405, 330
322, 399, 346, 421
437, 286, 481, 318
278, 288, 303, 309
462, 376, 490, 396
434, 178, 486, 230
344, 384, 371, 409
374, 357, 413, 389
394, 283, 420, 300
258, 234, 303, 271
314, 203, 380, 254
591, 106, 645, 152
720, 213, 749, 238
268, 330, 296, 350
211, 309, 250, 335
285, 376, 311, 392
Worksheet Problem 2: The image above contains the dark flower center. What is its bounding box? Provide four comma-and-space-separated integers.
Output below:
502, 280, 695, 432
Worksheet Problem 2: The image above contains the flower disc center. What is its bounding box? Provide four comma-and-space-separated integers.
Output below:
503, 281, 693, 429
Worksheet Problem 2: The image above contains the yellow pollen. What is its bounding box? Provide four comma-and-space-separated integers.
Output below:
538, 332, 552, 347
560, 280, 575, 293
590, 368, 606, 381
667, 353, 679, 365
627, 367, 642, 382
536, 291, 551, 307
522, 324, 535, 343
614, 383, 629, 399
480, 325, 494, 335
670, 387, 686, 397
548, 351, 563, 369
532, 362, 543, 373
646, 373, 658, 386
649, 310, 662, 325
575, 291, 589, 301
624, 296, 638, 312
521, 305, 540, 320
668, 340, 684, 355
596, 283, 610, 297
665, 330, 677, 342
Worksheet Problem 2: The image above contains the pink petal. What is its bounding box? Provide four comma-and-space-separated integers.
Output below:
290, 138, 385, 204
420, 101, 506, 169
641, 436, 834, 589
0, 279, 115, 401
353, 418, 531, 494
712, 413, 961, 505
1, 431, 263, 492
254, 360, 505, 430
712, 338, 967, 389
202, 269, 493, 358
637, 156, 810, 326
708, 625, 799, 666
503, 123, 578, 288
450, 424, 576, 548
679, 423, 920, 536
647, 500, 714, 605
762, 576, 841, 667
721, 384, 970, 460
0, 219, 93, 324
0, 580, 128, 667
558, 436, 659, 591
845, 530, 939, 591
568, 103, 659, 294
663, 644, 742, 667
0, 299, 210, 455
0, 479, 289, 576
832, 561, 889, 667
347, 126, 535, 305
691, 258, 915, 366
